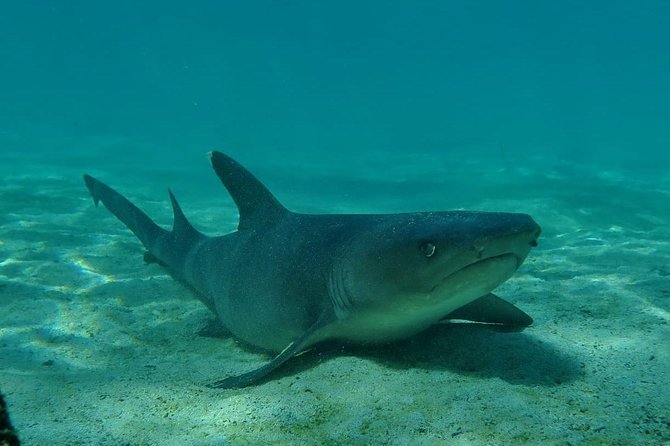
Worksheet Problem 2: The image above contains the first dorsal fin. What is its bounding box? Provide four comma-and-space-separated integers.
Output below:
209, 151, 288, 230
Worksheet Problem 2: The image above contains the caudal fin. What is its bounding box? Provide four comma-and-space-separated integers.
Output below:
84, 174, 168, 253
84, 174, 206, 267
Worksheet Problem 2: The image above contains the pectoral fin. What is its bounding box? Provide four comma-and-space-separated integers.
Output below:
444, 293, 533, 331
207, 312, 330, 389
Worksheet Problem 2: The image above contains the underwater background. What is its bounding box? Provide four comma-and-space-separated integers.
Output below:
1, 1, 668, 445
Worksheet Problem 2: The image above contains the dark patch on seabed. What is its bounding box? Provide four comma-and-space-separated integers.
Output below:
270, 323, 582, 387
0, 393, 21, 446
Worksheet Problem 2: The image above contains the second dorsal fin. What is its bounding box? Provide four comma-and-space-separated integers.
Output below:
209, 151, 288, 230
168, 188, 201, 240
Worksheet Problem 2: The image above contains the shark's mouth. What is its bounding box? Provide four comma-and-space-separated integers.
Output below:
321, 253, 524, 344
430, 253, 520, 295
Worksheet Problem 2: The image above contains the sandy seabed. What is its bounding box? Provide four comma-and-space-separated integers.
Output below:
1, 151, 668, 445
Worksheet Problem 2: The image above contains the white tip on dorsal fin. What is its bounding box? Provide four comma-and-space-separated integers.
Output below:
209, 151, 289, 230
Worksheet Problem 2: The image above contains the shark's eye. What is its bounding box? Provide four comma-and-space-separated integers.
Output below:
419, 241, 436, 258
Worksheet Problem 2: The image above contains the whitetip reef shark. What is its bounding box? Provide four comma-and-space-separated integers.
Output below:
84, 151, 541, 389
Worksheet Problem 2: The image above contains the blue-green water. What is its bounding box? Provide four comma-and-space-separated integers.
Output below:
2, 1, 670, 169
1, 2, 669, 445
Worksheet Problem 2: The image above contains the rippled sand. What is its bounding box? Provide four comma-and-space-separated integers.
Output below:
1, 151, 668, 445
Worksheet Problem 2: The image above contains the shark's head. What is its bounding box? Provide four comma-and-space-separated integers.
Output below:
326, 211, 541, 342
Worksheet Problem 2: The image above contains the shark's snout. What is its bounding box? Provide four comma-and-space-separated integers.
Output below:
466, 212, 540, 262
506, 213, 541, 248
525, 218, 541, 251
531, 223, 541, 247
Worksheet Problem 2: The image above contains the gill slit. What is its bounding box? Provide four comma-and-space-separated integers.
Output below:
328, 265, 352, 319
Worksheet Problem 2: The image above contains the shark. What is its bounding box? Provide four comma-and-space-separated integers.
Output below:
83, 151, 541, 388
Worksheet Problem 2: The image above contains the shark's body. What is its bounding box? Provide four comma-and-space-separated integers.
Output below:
84, 152, 540, 388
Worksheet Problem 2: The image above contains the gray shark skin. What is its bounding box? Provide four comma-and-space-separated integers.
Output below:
83, 152, 541, 389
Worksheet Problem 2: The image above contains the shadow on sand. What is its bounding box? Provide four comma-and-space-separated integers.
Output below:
264, 323, 582, 387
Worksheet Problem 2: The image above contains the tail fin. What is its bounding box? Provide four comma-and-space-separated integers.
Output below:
83, 175, 203, 264
84, 175, 167, 251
